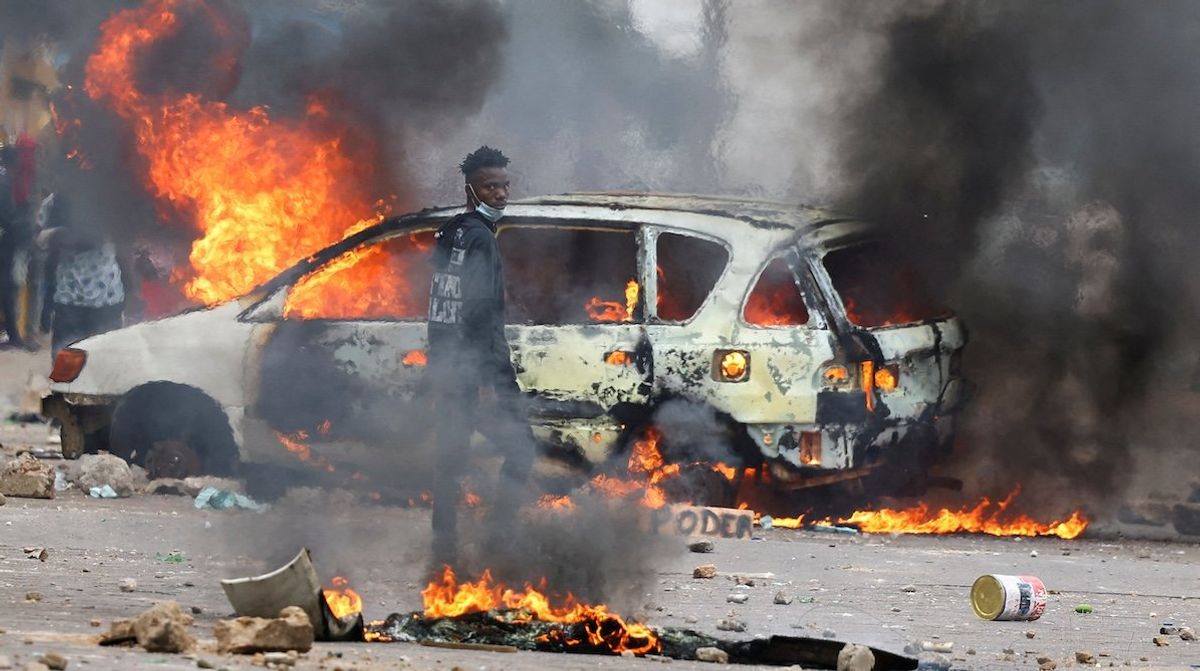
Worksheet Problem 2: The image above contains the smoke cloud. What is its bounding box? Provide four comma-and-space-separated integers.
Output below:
804, 0, 1200, 512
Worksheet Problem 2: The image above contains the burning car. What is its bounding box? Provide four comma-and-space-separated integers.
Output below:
41, 193, 967, 497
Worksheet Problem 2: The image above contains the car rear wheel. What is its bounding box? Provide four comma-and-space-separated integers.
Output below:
108, 382, 239, 479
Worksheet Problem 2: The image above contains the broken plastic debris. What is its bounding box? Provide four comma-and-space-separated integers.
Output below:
194, 486, 266, 511
1074, 604, 1093, 614
89, 484, 119, 498
156, 551, 185, 563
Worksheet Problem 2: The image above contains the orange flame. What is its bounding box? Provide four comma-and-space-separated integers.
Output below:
586, 279, 639, 322
837, 488, 1088, 539
322, 576, 363, 620
275, 430, 335, 473
423, 566, 659, 655
402, 349, 428, 367
537, 494, 576, 511
84, 0, 400, 309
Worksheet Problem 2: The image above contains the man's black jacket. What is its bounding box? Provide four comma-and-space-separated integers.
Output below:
427, 211, 515, 384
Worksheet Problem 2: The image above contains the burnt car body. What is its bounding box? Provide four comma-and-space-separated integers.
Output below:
42, 193, 968, 493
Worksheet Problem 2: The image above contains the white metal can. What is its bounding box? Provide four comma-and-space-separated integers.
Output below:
970, 574, 1047, 621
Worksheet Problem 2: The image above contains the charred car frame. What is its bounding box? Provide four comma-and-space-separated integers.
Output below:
42, 194, 968, 495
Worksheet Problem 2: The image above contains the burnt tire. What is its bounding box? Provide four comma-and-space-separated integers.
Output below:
109, 382, 238, 478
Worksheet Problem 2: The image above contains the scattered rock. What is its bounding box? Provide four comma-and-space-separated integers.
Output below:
73, 453, 135, 498
0, 492, 6, 506
822, 628, 836, 638
966, 648, 976, 655
695, 647, 728, 664
1025, 630, 1036, 639
24, 591, 43, 602
683, 615, 698, 624
1076, 651, 1096, 665
693, 564, 717, 579
688, 540, 714, 553
89, 619, 101, 627
1153, 636, 1170, 647
214, 606, 314, 654
1029, 550, 1039, 558
1037, 657, 1056, 671
196, 660, 215, 669
901, 584, 917, 593
837, 643, 875, 671
119, 578, 137, 593
98, 619, 136, 646
0, 454, 55, 499
1180, 627, 1196, 641
1174, 503, 1200, 536
0, 655, 10, 670
23, 663, 49, 671
133, 601, 196, 653
773, 591, 793, 605
726, 593, 749, 604
261, 652, 295, 667
23, 547, 47, 561
191, 605, 203, 615
715, 618, 746, 633
734, 576, 756, 587
37, 653, 66, 671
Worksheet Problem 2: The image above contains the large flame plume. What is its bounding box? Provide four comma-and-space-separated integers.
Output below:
84, 0, 406, 309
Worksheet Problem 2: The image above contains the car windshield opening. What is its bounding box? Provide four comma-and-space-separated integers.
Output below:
823, 243, 949, 328
500, 225, 639, 325
284, 231, 435, 320
655, 232, 728, 322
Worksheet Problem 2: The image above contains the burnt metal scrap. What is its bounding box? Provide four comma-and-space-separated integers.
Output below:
365, 611, 917, 669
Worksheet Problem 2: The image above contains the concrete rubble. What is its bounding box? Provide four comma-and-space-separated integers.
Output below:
132, 601, 195, 653
0, 454, 55, 499
213, 606, 314, 654
71, 453, 135, 498
837, 643, 875, 671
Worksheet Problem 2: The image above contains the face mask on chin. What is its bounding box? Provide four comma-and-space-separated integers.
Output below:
469, 184, 505, 223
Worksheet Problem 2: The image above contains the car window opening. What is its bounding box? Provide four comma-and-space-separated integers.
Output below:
823, 244, 948, 328
744, 257, 809, 326
499, 226, 639, 325
655, 232, 728, 322
284, 231, 435, 320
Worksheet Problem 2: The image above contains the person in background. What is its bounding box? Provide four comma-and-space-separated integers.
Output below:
36, 188, 140, 354
0, 142, 30, 349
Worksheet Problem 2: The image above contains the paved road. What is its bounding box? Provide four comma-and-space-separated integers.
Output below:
1, 485, 1197, 671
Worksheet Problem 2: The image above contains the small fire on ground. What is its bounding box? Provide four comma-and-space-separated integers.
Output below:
537, 427, 1089, 540
322, 576, 363, 621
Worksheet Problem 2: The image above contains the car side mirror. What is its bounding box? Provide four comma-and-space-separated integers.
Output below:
239, 287, 286, 322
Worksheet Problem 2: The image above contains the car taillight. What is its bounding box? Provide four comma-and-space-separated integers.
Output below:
821, 364, 851, 389
874, 364, 899, 392
713, 350, 749, 382
50, 348, 87, 383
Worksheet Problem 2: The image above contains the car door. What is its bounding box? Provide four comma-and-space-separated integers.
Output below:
240, 228, 436, 469
496, 221, 651, 462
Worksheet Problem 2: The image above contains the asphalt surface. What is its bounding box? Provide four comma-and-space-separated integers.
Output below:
2, 349, 1199, 671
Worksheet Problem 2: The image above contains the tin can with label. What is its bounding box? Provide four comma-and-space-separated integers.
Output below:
971, 574, 1047, 621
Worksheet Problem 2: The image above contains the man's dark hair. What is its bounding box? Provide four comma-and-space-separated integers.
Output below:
459, 145, 509, 181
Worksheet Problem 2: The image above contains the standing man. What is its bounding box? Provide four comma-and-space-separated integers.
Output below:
427, 146, 535, 568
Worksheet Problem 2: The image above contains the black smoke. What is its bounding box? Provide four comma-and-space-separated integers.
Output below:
830, 1, 1200, 512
